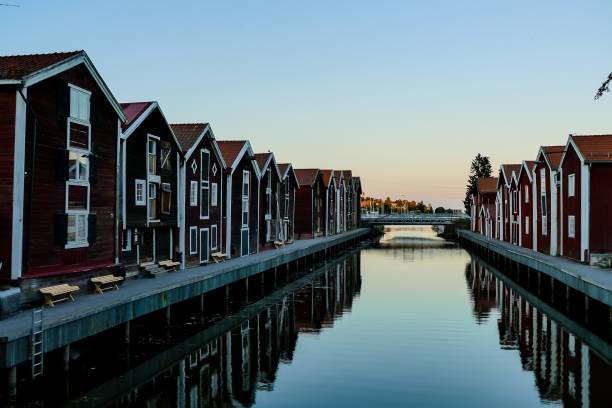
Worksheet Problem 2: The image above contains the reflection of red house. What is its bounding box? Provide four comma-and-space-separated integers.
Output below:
0, 51, 127, 287
517, 160, 535, 249
560, 134, 612, 264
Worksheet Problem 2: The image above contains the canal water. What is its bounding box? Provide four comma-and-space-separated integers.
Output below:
6, 226, 612, 407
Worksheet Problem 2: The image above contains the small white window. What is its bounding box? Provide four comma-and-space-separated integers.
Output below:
135, 179, 146, 206
190, 181, 198, 206
542, 216, 548, 235
525, 216, 529, 235
524, 186, 529, 203
568, 174, 575, 197
122, 229, 132, 252
211, 182, 218, 207
211, 224, 218, 250
190, 226, 198, 255
568, 215, 575, 238
69, 86, 91, 123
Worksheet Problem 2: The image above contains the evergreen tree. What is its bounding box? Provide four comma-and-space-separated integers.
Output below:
463, 154, 493, 213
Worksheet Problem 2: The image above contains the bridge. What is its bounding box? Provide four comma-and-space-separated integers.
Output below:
361, 213, 469, 226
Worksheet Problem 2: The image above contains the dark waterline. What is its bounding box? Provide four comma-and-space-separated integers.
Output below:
6, 226, 612, 407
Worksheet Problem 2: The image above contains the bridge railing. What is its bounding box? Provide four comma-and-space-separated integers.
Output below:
360, 213, 469, 224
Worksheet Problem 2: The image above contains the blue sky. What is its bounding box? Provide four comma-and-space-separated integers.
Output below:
3, 0, 612, 208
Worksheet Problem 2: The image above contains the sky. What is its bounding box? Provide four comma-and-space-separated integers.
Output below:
3, 0, 612, 208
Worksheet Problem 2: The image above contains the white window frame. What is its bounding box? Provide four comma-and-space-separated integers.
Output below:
242, 170, 250, 228
199, 228, 209, 264
568, 215, 575, 238
148, 136, 158, 177
568, 174, 575, 197
200, 149, 210, 220
211, 182, 218, 207
190, 181, 198, 206
148, 181, 160, 222
524, 185, 529, 203
211, 224, 218, 250
525, 216, 529, 235
135, 179, 146, 206
66, 84, 92, 249
189, 226, 198, 255
122, 228, 132, 252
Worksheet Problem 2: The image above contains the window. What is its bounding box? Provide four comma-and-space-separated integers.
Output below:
211, 224, 218, 250
242, 171, 250, 227
122, 229, 132, 252
66, 85, 91, 248
211, 183, 218, 207
135, 179, 146, 206
161, 182, 171, 214
524, 185, 529, 203
265, 169, 272, 220
200, 150, 210, 219
568, 174, 575, 197
160, 142, 171, 170
190, 181, 198, 206
568, 215, 575, 238
190, 226, 198, 255
525, 216, 529, 235
148, 182, 158, 220
148, 137, 158, 175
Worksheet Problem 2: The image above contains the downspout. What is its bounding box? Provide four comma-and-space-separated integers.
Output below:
18, 85, 37, 273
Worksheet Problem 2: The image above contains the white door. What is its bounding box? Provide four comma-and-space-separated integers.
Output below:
200, 228, 209, 264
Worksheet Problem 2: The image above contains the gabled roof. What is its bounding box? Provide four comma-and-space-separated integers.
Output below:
217, 140, 260, 178
539, 145, 565, 170
320, 170, 336, 189
518, 160, 536, 183
254, 152, 282, 181
567, 134, 612, 163
0, 50, 126, 122
476, 177, 498, 194
171, 123, 226, 168
278, 163, 300, 187
341, 170, 352, 181
498, 164, 521, 187
121, 101, 182, 151
294, 169, 320, 187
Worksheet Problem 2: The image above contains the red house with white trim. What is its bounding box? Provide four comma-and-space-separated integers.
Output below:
278, 163, 299, 243
294, 169, 326, 239
0, 51, 126, 292
254, 152, 282, 251
172, 123, 226, 268
560, 134, 612, 264
517, 160, 535, 249
475, 177, 497, 238
320, 170, 337, 236
496, 164, 521, 242
533, 146, 564, 256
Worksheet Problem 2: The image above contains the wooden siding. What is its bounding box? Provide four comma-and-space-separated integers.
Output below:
588, 164, 612, 255
534, 161, 551, 254
184, 135, 224, 267
518, 171, 533, 250
0, 88, 16, 281
23, 64, 119, 277
561, 145, 581, 261
258, 167, 281, 250
295, 185, 313, 239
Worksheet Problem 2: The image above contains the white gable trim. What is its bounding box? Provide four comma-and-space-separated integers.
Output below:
21, 52, 127, 122
122, 102, 183, 153
228, 141, 262, 179
183, 125, 227, 169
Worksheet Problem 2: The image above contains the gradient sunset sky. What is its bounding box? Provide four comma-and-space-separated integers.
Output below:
3, 0, 612, 208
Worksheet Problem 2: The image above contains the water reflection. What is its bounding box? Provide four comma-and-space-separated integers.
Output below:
466, 257, 612, 407
71, 254, 361, 407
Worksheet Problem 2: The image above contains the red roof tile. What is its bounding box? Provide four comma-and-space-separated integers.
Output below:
218, 140, 248, 168
571, 135, 612, 162
0, 51, 83, 80
500, 164, 521, 185
278, 163, 290, 177
320, 170, 335, 188
120, 102, 153, 130
295, 169, 319, 187
170, 123, 208, 154
541, 145, 565, 169
254, 153, 272, 172
476, 177, 498, 194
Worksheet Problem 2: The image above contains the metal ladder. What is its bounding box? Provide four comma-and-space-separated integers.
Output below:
31, 308, 44, 379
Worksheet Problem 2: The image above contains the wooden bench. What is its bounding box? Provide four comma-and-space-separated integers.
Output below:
211, 252, 228, 264
159, 260, 181, 271
90, 275, 124, 294
40, 284, 80, 307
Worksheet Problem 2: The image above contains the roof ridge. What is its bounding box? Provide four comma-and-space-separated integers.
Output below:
0, 50, 83, 58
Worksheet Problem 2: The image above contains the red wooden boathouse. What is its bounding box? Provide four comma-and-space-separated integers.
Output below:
294, 169, 326, 239
533, 146, 564, 256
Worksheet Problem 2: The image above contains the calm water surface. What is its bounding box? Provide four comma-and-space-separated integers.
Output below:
11, 226, 612, 407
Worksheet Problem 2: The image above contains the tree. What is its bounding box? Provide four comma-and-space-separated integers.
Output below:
595, 73, 612, 100
384, 197, 392, 214
463, 154, 493, 213
415, 201, 426, 213
435, 206, 446, 214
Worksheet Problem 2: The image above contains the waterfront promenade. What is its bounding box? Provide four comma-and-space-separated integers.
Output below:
458, 230, 612, 307
0, 229, 369, 371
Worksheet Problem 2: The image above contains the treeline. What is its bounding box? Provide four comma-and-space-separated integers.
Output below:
359, 196, 455, 214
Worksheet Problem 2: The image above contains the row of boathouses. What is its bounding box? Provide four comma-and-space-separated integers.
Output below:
0, 50, 363, 300
471, 134, 612, 266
